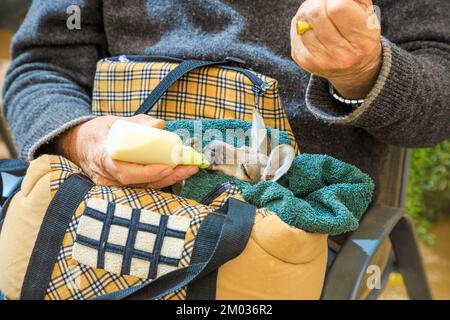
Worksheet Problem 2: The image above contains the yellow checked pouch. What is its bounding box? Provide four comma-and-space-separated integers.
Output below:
0, 56, 328, 300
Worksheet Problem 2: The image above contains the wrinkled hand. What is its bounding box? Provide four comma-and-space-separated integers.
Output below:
55, 115, 199, 188
291, 0, 382, 99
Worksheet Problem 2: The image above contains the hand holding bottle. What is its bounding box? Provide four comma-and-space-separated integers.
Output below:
55, 115, 199, 188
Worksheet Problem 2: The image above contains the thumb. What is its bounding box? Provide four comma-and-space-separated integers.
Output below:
128, 114, 166, 129
353, 0, 372, 9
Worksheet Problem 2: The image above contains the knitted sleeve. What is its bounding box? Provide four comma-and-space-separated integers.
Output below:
2, 0, 106, 160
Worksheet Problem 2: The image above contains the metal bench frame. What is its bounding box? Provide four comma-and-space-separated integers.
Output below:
322, 147, 432, 300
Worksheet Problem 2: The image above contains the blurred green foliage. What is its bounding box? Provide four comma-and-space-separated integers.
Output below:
406, 140, 450, 245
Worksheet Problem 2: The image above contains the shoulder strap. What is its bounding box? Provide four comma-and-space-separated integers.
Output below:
96, 197, 256, 300
20, 174, 94, 300
185, 196, 254, 300
134, 59, 229, 115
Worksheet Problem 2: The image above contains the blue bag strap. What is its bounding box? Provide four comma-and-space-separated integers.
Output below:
133, 59, 230, 115
0, 187, 20, 235
96, 197, 256, 300
20, 174, 94, 300
0, 159, 28, 207
0, 159, 28, 232
0, 159, 28, 176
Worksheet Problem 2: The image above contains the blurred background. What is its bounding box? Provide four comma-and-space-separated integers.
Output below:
0, 0, 448, 300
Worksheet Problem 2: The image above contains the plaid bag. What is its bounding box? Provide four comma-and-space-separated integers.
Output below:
0, 56, 329, 300
92, 55, 299, 152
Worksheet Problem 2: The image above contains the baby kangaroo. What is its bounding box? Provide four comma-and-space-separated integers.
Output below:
192, 110, 296, 183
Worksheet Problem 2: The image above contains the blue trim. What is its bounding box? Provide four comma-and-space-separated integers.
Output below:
84, 207, 185, 239
97, 202, 115, 269
121, 209, 141, 275
76, 235, 179, 267
101, 55, 269, 92
149, 215, 169, 279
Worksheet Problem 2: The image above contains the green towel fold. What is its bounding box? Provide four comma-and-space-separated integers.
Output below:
166, 119, 374, 235
165, 119, 291, 147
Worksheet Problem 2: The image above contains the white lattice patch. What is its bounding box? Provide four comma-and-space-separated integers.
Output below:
73, 198, 191, 279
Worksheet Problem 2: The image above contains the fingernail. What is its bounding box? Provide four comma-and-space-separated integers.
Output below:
188, 166, 199, 175
150, 119, 165, 128
162, 168, 173, 176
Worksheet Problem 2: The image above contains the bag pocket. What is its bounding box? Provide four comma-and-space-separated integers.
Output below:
72, 198, 191, 280
216, 214, 329, 299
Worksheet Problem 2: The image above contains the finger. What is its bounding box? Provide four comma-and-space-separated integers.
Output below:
86, 169, 122, 186
294, 0, 327, 52
290, 16, 320, 74
326, 0, 378, 45
143, 166, 199, 189
353, 0, 373, 9
103, 156, 174, 185
94, 175, 122, 187
296, 0, 353, 52
300, 26, 329, 57
126, 114, 166, 129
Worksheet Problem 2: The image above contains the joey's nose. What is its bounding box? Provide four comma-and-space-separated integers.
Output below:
203, 148, 215, 163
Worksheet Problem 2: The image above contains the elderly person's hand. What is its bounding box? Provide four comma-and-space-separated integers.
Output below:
291, 0, 382, 99
55, 115, 199, 188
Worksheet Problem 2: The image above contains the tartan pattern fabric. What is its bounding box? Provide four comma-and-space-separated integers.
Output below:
92, 59, 299, 152
73, 198, 191, 280
44, 155, 270, 300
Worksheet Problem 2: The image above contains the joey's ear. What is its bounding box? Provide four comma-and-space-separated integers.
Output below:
262, 144, 295, 182
251, 109, 269, 155
185, 137, 202, 152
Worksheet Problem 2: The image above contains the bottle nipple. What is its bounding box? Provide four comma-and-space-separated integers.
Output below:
181, 146, 210, 169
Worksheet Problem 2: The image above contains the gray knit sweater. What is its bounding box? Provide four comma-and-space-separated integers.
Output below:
3, 0, 450, 199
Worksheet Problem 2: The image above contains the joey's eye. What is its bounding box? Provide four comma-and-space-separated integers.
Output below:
241, 163, 251, 180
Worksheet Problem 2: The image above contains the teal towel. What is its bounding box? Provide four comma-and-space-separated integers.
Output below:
165, 119, 291, 147
166, 119, 374, 235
